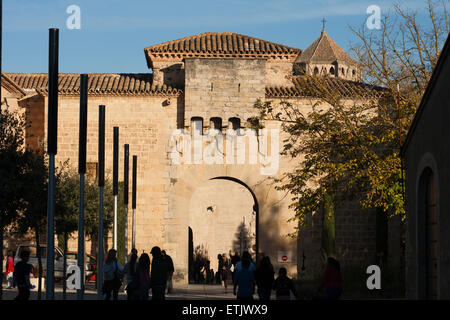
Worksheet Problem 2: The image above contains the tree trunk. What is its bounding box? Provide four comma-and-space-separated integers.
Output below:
35, 230, 42, 300
62, 232, 67, 300
321, 193, 336, 262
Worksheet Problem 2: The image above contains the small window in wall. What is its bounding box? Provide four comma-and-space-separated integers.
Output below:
86, 162, 98, 181
211, 83, 214, 91
191, 117, 203, 135
352, 69, 356, 76
238, 83, 241, 93
229, 117, 241, 130
330, 67, 335, 75
314, 67, 319, 75
210, 117, 222, 130
341, 68, 345, 76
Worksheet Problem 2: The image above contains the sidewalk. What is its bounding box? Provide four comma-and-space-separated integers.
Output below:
0, 283, 238, 300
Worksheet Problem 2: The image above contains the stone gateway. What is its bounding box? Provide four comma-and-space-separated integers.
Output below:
2, 30, 399, 283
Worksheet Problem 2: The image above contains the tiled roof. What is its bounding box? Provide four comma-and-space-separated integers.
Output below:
296, 29, 358, 65
5, 73, 182, 96
144, 32, 302, 67
1, 73, 26, 98
266, 76, 387, 98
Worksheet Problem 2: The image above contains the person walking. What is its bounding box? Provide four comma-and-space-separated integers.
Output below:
219, 253, 231, 293
161, 250, 174, 294
13, 250, 33, 300
102, 249, 123, 301
150, 246, 169, 300
273, 267, 298, 300
317, 257, 343, 300
234, 251, 255, 273
135, 253, 151, 300
233, 258, 255, 301
5, 250, 14, 289
255, 256, 275, 300
123, 253, 138, 300
230, 250, 240, 284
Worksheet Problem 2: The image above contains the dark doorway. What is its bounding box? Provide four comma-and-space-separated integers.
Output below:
418, 168, 438, 299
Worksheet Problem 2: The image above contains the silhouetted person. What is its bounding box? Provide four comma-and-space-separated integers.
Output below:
150, 246, 169, 300
255, 256, 275, 300
317, 257, 343, 300
162, 250, 174, 294
103, 249, 123, 300
230, 250, 240, 283
13, 250, 33, 300
273, 267, 298, 300
123, 253, 138, 300
234, 251, 255, 273
233, 258, 255, 301
136, 253, 151, 300
219, 253, 231, 293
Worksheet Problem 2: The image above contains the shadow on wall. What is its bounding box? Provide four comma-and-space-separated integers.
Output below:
257, 198, 297, 276
232, 222, 254, 257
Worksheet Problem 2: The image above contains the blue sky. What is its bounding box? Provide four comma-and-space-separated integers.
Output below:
2, 0, 435, 73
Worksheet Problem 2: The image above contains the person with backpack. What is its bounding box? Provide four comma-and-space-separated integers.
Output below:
13, 250, 33, 300
102, 249, 123, 300
5, 250, 14, 289
123, 252, 138, 300
273, 267, 298, 300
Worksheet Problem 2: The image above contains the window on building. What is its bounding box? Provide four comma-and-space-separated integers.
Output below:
191, 117, 203, 136
330, 67, 335, 75
314, 67, 319, 75
210, 117, 222, 130
229, 117, 241, 130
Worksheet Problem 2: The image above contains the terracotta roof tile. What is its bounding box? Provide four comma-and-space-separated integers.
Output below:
144, 32, 302, 67
297, 29, 358, 65
1, 73, 26, 98
266, 76, 387, 98
5, 73, 182, 96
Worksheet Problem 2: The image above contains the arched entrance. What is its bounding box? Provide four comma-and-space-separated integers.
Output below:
418, 167, 438, 299
188, 177, 258, 283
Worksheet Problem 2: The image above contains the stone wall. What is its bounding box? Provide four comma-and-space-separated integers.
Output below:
184, 58, 265, 126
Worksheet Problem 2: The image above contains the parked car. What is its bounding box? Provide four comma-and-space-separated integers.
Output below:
65, 251, 97, 282
14, 244, 77, 279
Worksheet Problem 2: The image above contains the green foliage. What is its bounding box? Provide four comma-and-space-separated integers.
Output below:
0, 109, 28, 227
253, 1, 449, 234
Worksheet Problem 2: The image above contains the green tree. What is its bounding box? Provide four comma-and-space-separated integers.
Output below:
253, 0, 449, 236
0, 108, 28, 299
16, 150, 48, 300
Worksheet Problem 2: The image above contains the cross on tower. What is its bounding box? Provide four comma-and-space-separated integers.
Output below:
322, 18, 327, 30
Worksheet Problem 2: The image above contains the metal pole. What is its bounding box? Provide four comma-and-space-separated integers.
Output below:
124, 144, 129, 262
132, 156, 137, 249
46, 28, 59, 301
77, 74, 88, 300
113, 127, 119, 250
97, 105, 105, 299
